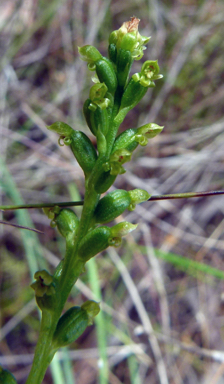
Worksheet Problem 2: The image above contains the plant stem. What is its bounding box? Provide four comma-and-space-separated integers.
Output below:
25, 157, 105, 384
25, 312, 57, 384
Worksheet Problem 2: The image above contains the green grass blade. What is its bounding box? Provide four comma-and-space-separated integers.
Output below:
87, 258, 109, 384
61, 349, 76, 384
0, 156, 64, 383
0, 156, 46, 276
153, 248, 224, 280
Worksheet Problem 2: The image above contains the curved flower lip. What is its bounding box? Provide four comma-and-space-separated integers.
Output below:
30, 270, 56, 297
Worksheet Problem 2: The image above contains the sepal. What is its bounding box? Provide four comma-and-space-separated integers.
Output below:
128, 189, 150, 210
47, 121, 73, 137
53, 208, 79, 239
81, 300, 100, 325
135, 123, 164, 142
110, 221, 138, 237
78, 45, 102, 63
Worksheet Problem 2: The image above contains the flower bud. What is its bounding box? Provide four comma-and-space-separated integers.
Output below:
94, 171, 116, 194
109, 17, 150, 61
54, 209, 79, 239
53, 306, 89, 348
116, 48, 133, 88
108, 43, 117, 64
69, 131, 98, 176
94, 58, 117, 95
114, 78, 148, 125
79, 46, 117, 95
93, 189, 132, 224
78, 226, 112, 261
113, 128, 138, 153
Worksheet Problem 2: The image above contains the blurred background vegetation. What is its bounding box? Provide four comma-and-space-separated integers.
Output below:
1, 0, 224, 383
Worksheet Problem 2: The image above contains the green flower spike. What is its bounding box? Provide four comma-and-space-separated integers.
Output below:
30, 270, 55, 297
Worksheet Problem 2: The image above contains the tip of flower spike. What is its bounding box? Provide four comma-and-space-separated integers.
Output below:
122, 17, 140, 33
109, 17, 150, 61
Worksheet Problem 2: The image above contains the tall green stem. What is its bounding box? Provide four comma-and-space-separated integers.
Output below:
26, 312, 57, 384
